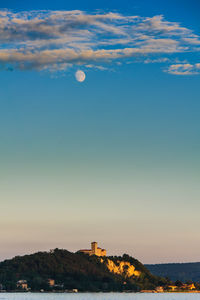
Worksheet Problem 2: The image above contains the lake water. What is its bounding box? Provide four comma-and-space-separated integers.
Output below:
0, 294, 200, 300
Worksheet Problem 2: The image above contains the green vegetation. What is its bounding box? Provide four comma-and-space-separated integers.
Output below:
0, 249, 170, 292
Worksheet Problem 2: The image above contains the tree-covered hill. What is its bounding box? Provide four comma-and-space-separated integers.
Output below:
146, 262, 200, 283
0, 249, 169, 292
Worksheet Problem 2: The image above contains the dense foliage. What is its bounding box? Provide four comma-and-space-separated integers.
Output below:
0, 249, 169, 292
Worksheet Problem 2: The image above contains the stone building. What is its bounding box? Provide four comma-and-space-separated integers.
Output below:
78, 242, 106, 256
17, 280, 28, 290
48, 279, 55, 287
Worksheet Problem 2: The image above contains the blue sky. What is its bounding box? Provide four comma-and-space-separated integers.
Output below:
0, 0, 200, 263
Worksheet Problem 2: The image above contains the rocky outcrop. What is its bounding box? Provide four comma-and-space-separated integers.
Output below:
102, 258, 141, 277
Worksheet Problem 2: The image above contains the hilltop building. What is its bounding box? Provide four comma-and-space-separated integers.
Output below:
78, 242, 106, 257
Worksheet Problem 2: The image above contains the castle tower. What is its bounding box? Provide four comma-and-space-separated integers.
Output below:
78, 242, 106, 257
91, 242, 98, 255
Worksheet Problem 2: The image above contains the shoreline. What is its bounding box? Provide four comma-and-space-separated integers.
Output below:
1, 291, 200, 294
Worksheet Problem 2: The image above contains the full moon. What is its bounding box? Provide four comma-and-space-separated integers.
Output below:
75, 70, 86, 82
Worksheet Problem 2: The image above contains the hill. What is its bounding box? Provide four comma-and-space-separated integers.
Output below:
146, 262, 200, 283
0, 249, 168, 292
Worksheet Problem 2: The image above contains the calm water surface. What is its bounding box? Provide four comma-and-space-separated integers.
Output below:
0, 294, 200, 300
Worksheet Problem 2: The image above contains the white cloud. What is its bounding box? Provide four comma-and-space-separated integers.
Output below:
182, 37, 200, 45
166, 63, 200, 75
0, 10, 199, 73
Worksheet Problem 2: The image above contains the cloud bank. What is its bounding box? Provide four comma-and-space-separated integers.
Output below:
0, 10, 200, 74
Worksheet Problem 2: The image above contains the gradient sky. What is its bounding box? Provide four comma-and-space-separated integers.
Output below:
0, 0, 200, 264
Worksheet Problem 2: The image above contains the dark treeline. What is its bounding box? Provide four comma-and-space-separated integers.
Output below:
0, 249, 170, 292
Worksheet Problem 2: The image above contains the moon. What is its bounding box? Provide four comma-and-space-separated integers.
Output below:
75, 70, 86, 82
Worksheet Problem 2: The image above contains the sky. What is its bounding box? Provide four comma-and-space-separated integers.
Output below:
0, 0, 200, 264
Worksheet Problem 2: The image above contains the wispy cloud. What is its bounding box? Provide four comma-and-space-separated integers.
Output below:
166, 63, 200, 75
0, 10, 200, 74
144, 57, 170, 64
